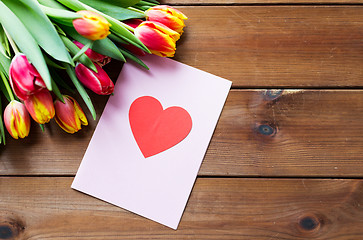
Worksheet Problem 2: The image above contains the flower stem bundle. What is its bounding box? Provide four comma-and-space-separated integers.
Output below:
0, 0, 187, 143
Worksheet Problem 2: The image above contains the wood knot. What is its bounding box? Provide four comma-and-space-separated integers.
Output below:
0, 226, 13, 239
298, 214, 322, 233
0, 217, 25, 239
263, 89, 284, 101
255, 122, 278, 137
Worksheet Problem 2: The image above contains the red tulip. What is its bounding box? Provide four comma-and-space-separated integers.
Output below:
73, 10, 111, 40
9, 53, 46, 101
121, 19, 147, 56
24, 89, 55, 124
54, 95, 88, 134
146, 5, 187, 34
134, 21, 180, 57
73, 40, 111, 66
3, 100, 31, 139
124, 19, 143, 29
75, 63, 114, 95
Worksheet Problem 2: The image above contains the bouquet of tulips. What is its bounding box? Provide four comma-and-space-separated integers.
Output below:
0, 0, 187, 143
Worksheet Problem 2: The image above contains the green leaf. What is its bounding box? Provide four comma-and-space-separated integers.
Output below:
56, 0, 150, 53
118, 47, 149, 70
0, 97, 5, 144
54, 23, 67, 36
60, 35, 97, 72
43, 53, 66, 69
0, 52, 11, 77
108, 33, 129, 45
0, 1, 52, 90
40, 4, 82, 26
2, 0, 73, 65
72, 41, 93, 62
62, 25, 126, 62
64, 64, 96, 120
141, 0, 159, 4
132, 4, 151, 11
38, 0, 69, 9
50, 69, 75, 94
51, 78, 64, 102
0, 25, 10, 58
0, 70, 11, 102
138, 0, 158, 6
144, 0, 159, 4
78, 0, 145, 20
95, 0, 141, 8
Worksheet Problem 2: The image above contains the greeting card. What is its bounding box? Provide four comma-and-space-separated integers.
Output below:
72, 55, 232, 229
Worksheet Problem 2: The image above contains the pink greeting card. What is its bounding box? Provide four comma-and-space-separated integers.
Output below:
72, 55, 231, 229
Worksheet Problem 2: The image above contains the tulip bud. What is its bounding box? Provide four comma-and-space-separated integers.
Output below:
24, 89, 55, 124
121, 20, 147, 56
73, 40, 111, 66
146, 5, 188, 34
3, 100, 31, 139
54, 95, 88, 134
124, 19, 144, 29
73, 10, 111, 41
9, 53, 46, 101
134, 21, 180, 57
75, 63, 114, 95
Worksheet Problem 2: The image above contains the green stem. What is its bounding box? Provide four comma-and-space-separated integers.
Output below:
39, 123, 45, 132
72, 41, 93, 62
3, 28, 20, 55
127, 7, 145, 15
0, 71, 15, 101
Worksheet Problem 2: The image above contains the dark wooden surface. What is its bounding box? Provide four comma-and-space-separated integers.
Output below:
1, 1, 363, 239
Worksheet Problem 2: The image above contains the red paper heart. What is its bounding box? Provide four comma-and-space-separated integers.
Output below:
129, 96, 192, 158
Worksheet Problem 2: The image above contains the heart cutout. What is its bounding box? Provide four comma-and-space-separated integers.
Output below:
129, 96, 192, 158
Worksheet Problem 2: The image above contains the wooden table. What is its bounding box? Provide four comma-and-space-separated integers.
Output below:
1, 0, 363, 239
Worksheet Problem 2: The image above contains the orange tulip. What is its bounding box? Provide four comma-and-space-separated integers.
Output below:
54, 95, 88, 134
73, 10, 110, 40
24, 89, 55, 124
146, 5, 187, 34
3, 100, 31, 139
134, 21, 180, 57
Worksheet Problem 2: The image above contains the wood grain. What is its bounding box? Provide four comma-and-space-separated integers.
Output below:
0, 177, 362, 239
1, 90, 363, 177
202, 89, 363, 177
170, 6, 363, 87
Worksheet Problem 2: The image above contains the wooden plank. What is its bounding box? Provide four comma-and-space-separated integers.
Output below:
202, 89, 363, 177
162, 0, 363, 4
169, 6, 363, 87
1, 90, 363, 177
0, 177, 362, 239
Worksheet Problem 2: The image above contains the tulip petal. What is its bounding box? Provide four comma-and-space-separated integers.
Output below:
54, 95, 88, 134
72, 98, 88, 126
25, 90, 55, 124
135, 21, 179, 57
4, 100, 30, 139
